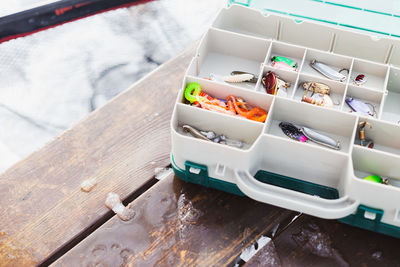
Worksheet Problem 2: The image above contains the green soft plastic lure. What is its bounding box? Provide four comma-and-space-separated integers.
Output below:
271, 56, 297, 68
184, 82, 202, 103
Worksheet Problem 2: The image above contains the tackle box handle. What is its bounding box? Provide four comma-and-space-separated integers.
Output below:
235, 169, 359, 219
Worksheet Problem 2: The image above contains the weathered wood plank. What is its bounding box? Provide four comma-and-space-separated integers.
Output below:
0, 43, 197, 266
270, 215, 400, 266
53, 173, 296, 266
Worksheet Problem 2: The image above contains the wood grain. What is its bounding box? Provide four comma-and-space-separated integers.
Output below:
0, 43, 197, 266
53, 173, 296, 266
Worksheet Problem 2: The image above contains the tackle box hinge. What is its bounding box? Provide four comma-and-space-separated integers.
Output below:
184, 161, 209, 187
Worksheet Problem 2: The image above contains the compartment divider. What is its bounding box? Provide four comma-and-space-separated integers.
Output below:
298, 48, 308, 74
254, 63, 265, 93
378, 65, 391, 120
208, 27, 270, 42
291, 48, 307, 99
378, 92, 388, 120
339, 58, 354, 110
263, 40, 274, 66
353, 144, 400, 161
263, 97, 277, 134
383, 66, 391, 91
348, 113, 359, 155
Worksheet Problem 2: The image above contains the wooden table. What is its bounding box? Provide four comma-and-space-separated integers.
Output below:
1, 44, 399, 267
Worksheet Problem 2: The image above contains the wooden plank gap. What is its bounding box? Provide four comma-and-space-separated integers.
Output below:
38, 177, 159, 266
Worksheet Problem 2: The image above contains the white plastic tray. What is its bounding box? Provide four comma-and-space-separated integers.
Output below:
171, 5, 400, 230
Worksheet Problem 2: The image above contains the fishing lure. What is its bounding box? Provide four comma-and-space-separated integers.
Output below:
302, 82, 331, 95
183, 125, 244, 148
300, 127, 341, 150
279, 122, 307, 142
271, 61, 297, 71
183, 125, 211, 141
310, 60, 348, 82
224, 74, 255, 83
354, 74, 367, 86
224, 71, 258, 83
357, 121, 374, 148
345, 97, 376, 117
227, 95, 268, 122
302, 93, 334, 108
184, 82, 202, 103
363, 175, 389, 184
262, 71, 290, 96
271, 56, 297, 69
196, 94, 236, 116
279, 122, 340, 149
184, 83, 235, 115
301, 81, 338, 107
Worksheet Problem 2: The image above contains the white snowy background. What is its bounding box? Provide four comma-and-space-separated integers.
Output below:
0, 0, 225, 173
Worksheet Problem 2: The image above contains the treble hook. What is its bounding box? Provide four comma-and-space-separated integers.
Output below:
359, 121, 373, 130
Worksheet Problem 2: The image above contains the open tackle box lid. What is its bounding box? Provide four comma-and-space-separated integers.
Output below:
228, 0, 400, 37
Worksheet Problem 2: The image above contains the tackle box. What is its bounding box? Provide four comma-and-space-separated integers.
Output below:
170, 4, 400, 238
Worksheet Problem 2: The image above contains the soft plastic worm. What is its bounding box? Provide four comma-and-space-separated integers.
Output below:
227, 95, 268, 122
301, 127, 340, 150
184, 82, 202, 103
310, 60, 347, 82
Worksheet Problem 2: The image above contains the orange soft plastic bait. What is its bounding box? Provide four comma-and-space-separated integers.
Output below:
227, 95, 268, 122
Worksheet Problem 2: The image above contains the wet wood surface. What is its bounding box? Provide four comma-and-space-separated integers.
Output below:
242, 214, 400, 267
272, 215, 400, 267
0, 43, 198, 266
54, 173, 296, 266
1, 40, 400, 267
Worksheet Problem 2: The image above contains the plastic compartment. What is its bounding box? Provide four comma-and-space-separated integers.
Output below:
251, 134, 350, 193
352, 146, 400, 189
256, 65, 299, 98
342, 85, 384, 118
350, 146, 400, 226
278, 17, 334, 51
265, 42, 306, 72
171, 104, 261, 184
265, 97, 357, 153
293, 73, 346, 110
173, 104, 263, 151
196, 28, 270, 91
381, 67, 400, 124
180, 76, 274, 122
349, 59, 388, 91
333, 30, 393, 64
354, 117, 400, 156
301, 49, 353, 83
212, 5, 279, 39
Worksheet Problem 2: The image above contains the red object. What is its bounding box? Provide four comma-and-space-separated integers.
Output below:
0, 0, 153, 44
